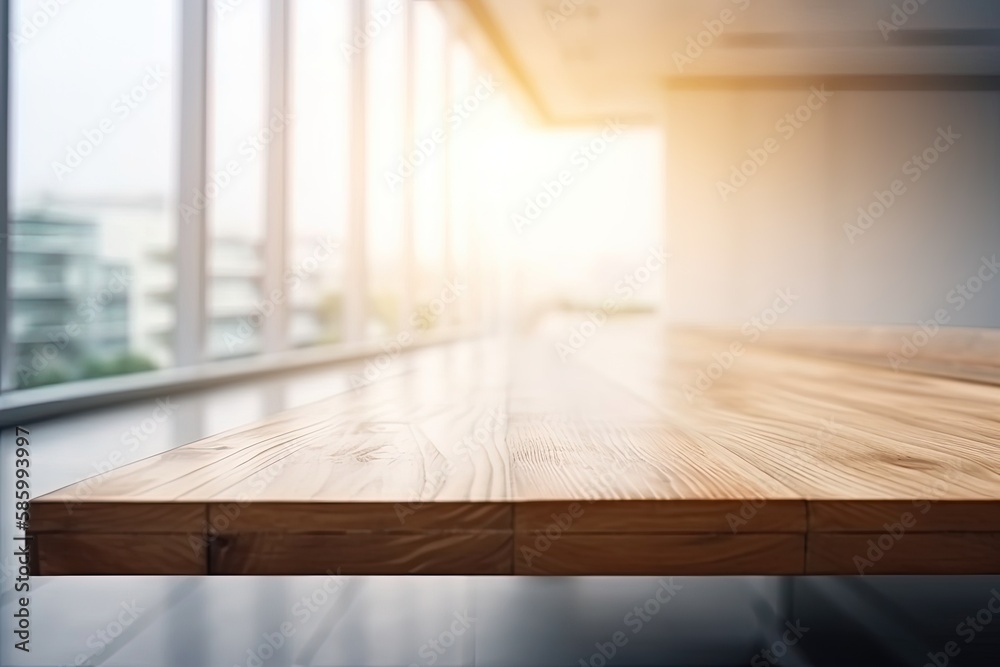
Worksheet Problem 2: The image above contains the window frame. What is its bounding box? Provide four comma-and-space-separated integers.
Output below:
0, 0, 482, 427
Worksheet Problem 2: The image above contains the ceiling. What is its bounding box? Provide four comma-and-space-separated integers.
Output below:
461, 0, 1000, 122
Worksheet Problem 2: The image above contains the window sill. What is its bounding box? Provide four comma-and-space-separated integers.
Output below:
0, 327, 476, 428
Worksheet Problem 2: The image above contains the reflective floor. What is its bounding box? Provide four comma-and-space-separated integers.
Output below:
2, 345, 1000, 666
3, 575, 1000, 666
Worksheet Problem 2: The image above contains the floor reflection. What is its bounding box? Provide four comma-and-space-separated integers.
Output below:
3, 575, 1000, 666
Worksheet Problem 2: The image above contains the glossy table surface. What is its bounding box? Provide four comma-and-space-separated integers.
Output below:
29, 317, 1000, 575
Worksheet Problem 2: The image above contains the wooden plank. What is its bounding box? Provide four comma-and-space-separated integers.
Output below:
42, 331, 1000, 511
210, 532, 513, 575
515, 500, 806, 533
809, 500, 1000, 533
756, 325, 1000, 385
30, 501, 205, 533
505, 419, 800, 502
209, 502, 510, 533
33, 533, 206, 575
27, 323, 1000, 576
33, 372, 510, 506
574, 326, 1000, 504
806, 533, 1000, 575
514, 533, 806, 575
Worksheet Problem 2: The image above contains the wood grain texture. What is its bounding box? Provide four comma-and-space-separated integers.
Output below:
29, 322, 1000, 575
755, 325, 1000, 386
31, 501, 205, 533
809, 500, 1000, 533
34, 533, 206, 575
514, 500, 805, 533
514, 533, 806, 575
806, 533, 1000, 574
208, 502, 510, 533
210, 532, 513, 575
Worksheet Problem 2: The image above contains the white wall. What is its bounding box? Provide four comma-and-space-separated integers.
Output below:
661, 86, 1000, 327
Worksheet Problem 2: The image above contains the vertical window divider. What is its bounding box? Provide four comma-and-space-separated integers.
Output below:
345, 0, 369, 343
175, 0, 209, 366
400, 0, 416, 335
443, 34, 455, 328
263, 0, 290, 353
0, 0, 10, 390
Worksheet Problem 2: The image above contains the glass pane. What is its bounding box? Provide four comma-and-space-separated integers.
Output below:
206, 0, 269, 359
287, 0, 351, 348
7, 0, 179, 389
448, 39, 479, 329
412, 1, 448, 331
365, 0, 406, 338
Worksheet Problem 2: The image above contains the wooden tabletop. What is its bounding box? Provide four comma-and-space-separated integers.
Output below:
29, 319, 1000, 575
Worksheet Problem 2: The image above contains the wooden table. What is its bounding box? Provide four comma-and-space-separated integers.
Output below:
28, 320, 1000, 575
